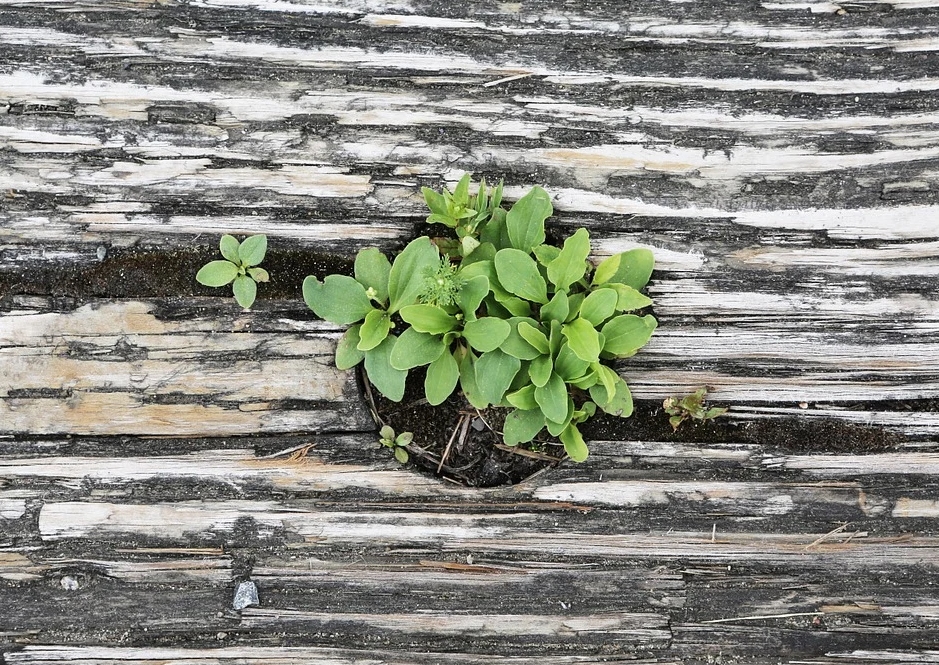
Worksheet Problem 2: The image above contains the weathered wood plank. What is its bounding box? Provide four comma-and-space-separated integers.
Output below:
3, 0, 939, 661
31, 500, 939, 568
0, 300, 371, 435
3, 646, 676, 664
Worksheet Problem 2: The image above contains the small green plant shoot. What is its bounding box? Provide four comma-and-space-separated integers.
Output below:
303, 176, 658, 462
663, 388, 728, 431
196, 234, 269, 309
379, 425, 413, 463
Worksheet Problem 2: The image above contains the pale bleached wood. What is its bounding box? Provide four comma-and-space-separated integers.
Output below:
0, 551, 231, 583
532, 480, 876, 517
819, 652, 939, 663
0, 490, 30, 520
0, 446, 474, 498
3, 646, 677, 665
34, 500, 939, 568
239, 607, 670, 642
0, 301, 371, 436
776, 453, 939, 476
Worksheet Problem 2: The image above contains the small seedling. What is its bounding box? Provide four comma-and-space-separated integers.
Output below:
379, 425, 413, 463
663, 388, 728, 431
196, 234, 269, 309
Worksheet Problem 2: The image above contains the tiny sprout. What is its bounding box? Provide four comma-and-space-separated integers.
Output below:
379, 425, 413, 464
417, 257, 463, 308
196, 234, 269, 309
663, 387, 728, 431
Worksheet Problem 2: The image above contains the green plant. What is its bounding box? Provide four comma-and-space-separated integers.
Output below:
379, 425, 413, 463
663, 388, 728, 430
303, 176, 658, 462
422, 174, 504, 258
196, 234, 269, 309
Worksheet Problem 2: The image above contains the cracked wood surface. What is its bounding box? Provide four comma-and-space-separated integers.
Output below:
2, 0, 939, 663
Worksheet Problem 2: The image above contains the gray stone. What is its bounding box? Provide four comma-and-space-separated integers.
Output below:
232, 580, 259, 610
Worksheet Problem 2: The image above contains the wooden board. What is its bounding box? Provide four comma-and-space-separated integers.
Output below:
3, 0, 939, 662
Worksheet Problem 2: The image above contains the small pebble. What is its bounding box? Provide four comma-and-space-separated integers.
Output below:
216, 632, 228, 640
232, 580, 259, 610
96, 245, 107, 261
60, 576, 79, 591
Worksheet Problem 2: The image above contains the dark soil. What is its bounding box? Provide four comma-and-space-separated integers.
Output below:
367, 364, 905, 487
366, 366, 562, 487
0, 245, 352, 305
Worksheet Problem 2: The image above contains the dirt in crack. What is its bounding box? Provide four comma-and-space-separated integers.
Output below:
0, 246, 353, 303
369, 366, 907, 487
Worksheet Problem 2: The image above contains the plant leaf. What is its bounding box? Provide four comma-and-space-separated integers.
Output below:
505, 384, 538, 410
534, 372, 568, 424
494, 248, 548, 304
500, 317, 543, 360
422, 186, 449, 216
598, 283, 653, 312
554, 342, 590, 381
562, 317, 601, 363
546, 396, 574, 436
503, 408, 546, 446
528, 354, 553, 387
592, 248, 654, 290
600, 314, 658, 357
247, 267, 269, 283
357, 308, 393, 351
506, 186, 551, 252
457, 274, 489, 321
399, 304, 458, 334
196, 260, 238, 287
354, 248, 392, 304
457, 348, 488, 409
302, 275, 373, 325
394, 447, 409, 464
591, 363, 619, 404
560, 424, 589, 462
453, 173, 471, 204
475, 348, 521, 405
591, 376, 634, 418
364, 335, 407, 402
424, 350, 460, 406
496, 296, 532, 318
336, 324, 366, 370
387, 237, 440, 313
547, 227, 590, 291
219, 235, 240, 263
463, 317, 511, 353
548, 319, 563, 357
517, 321, 550, 355
540, 291, 569, 324
532, 244, 560, 266
238, 235, 267, 267
232, 275, 257, 309
390, 327, 446, 370
579, 288, 618, 326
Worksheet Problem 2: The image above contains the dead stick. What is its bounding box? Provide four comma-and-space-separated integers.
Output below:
359, 365, 384, 427
803, 523, 851, 550
438, 414, 466, 474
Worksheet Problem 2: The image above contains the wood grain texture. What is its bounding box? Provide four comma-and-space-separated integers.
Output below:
3, 0, 939, 662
